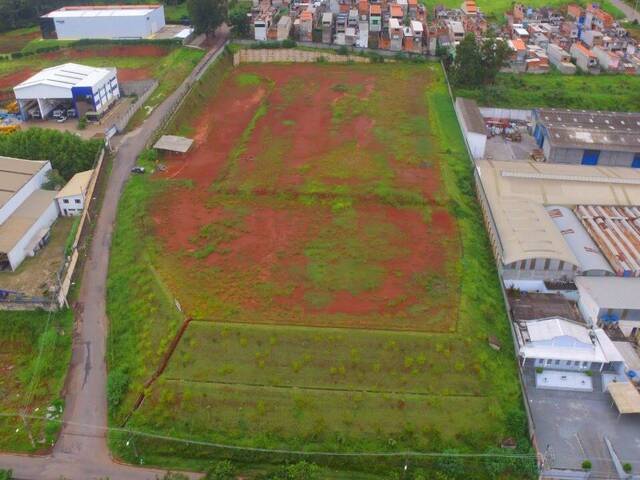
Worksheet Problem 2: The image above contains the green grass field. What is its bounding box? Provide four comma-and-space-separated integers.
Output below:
106, 56, 534, 479
0, 309, 72, 453
455, 72, 640, 111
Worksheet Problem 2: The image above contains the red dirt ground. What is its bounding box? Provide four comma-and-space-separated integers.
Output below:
150, 64, 460, 331
117, 67, 154, 82
0, 68, 34, 89
41, 44, 170, 61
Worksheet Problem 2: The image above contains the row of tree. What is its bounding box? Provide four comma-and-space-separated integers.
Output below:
446, 33, 511, 88
0, 128, 102, 180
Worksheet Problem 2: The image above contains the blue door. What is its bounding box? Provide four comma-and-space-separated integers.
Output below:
582, 150, 600, 165
632, 154, 640, 168
533, 124, 545, 147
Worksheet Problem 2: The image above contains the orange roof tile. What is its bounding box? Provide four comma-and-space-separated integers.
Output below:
408, 0, 417, 5
511, 38, 526, 51
575, 42, 596, 57
359, 0, 369, 14
390, 4, 403, 17
300, 10, 313, 21
370, 4, 381, 14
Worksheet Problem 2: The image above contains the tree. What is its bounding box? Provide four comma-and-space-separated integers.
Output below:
187, 0, 226, 36
228, 1, 251, 38
42, 169, 65, 191
449, 33, 510, 88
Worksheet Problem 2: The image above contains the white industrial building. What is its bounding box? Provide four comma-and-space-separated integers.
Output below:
14, 63, 119, 120
516, 317, 624, 373
56, 170, 93, 217
576, 277, 640, 336
0, 157, 59, 271
40, 4, 166, 40
455, 97, 487, 160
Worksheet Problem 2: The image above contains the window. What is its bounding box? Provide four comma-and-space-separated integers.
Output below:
558, 261, 565, 270
566, 360, 572, 366
582, 362, 589, 367
632, 154, 640, 168
75, 199, 81, 204
544, 258, 551, 270
546, 359, 553, 365
63, 199, 69, 204
574, 361, 580, 366
555, 360, 560, 365
529, 259, 536, 270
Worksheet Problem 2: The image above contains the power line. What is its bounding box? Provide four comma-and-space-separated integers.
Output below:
0, 412, 538, 459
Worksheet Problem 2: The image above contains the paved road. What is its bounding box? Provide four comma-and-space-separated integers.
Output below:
0, 28, 228, 480
610, 0, 640, 21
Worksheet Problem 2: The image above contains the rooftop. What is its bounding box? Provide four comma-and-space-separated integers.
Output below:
43, 4, 161, 18
56, 170, 93, 199
455, 97, 486, 135
475, 160, 640, 266
608, 381, 640, 415
0, 189, 57, 253
390, 5, 403, 17
153, 135, 194, 153
0, 157, 49, 212
14, 63, 115, 92
575, 276, 640, 311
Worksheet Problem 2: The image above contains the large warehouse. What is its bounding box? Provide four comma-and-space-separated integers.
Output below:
531, 109, 640, 167
475, 160, 640, 285
13, 63, 119, 121
0, 156, 59, 271
40, 4, 166, 40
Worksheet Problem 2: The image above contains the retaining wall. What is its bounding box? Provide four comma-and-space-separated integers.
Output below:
233, 48, 371, 66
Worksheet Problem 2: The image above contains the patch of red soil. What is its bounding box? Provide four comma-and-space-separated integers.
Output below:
160, 80, 267, 185
0, 31, 40, 54
314, 205, 458, 317
0, 68, 33, 89
41, 44, 169, 61
117, 67, 153, 82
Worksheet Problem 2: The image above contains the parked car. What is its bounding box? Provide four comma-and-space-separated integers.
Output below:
131, 166, 145, 174
52, 108, 66, 119
66, 109, 77, 118
56, 115, 67, 123
28, 108, 41, 119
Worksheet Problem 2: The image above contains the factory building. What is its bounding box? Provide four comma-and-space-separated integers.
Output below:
531, 109, 640, 167
40, 5, 166, 40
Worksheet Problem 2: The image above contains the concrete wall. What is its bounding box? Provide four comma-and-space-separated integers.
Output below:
502, 257, 578, 282
479, 107, 531, 122
233, 48, 371, 66
7, 199, 59, 270
0, 162, 51, 224
53, 7, 165, 40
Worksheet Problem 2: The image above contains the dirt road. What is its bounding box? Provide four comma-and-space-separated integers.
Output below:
610, 0, 640, 21
0, 28, 228, 480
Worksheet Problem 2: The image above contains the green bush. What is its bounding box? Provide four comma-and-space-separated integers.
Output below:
282, 39, 297, 48
581, 460, 592, 470
0, 469, 12, 480
107, 368, 130, 411
205, 460, 235, 480
0, 128, 101, 180
78, 116, 87, 130
535, 366, 543, 374
623, 463, 632, 473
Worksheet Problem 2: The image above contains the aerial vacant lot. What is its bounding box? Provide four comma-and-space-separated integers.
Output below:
108, 56, 533, 478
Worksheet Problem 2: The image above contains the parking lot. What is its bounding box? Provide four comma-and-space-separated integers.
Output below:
485, 128, 540, 162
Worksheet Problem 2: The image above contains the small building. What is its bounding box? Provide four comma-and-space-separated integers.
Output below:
532, 109, 640, 167
322, 12, 333, 43
577, 277, 640, 333
276, 16, 291, 41
547, 44, 576, 74
369, 4, 381, 32
389, 18, 403, 51
516, 316, 624, 374
592, 45, 621, 72
40, 4, 165, 40
570, 42, 600, 74
298, 10, 313, 42
509, 38, 527, 65
389, 4, 403, 20
254, 15, 270, 41
0, 157, 58, 271
454, 97, 486, 160
582, 29, 603, 48
447, 20, 464, 43
56, 170, 93, 217
461, 0, 477, 15
14, 63, 119, 121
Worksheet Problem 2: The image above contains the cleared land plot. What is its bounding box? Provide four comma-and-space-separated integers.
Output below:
0, 27, 40, 54
420, 0, 624, 17
109, 59, 528, 476
0, 217, 74, 297
152, 64, 460, 330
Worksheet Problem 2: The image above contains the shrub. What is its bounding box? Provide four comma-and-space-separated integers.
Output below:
282, 39, 297, 48
581, 460, 592, 470
623, 463, 632, 473
337, 45, 349, 55
205, 460, 235, 480
0, 469, 13, 480
535, 366, 543, 374
78, 116, 87, 130
584, 370, 593, 376
107, 368, 130, 411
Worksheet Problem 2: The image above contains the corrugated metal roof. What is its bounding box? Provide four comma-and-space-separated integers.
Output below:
456, 97, 486, 135
527, 317, 592, 344
576, 276, 640, 310
0, 189, 56, 253
546, 205, 613, 274
475, 160, 640, 267
0, 157, 49, 212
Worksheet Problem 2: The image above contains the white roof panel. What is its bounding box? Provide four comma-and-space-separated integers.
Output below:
576, 276, 640, 311
43, 5, 159, 18
526, 317, 592, 344
14, 63, 116, 95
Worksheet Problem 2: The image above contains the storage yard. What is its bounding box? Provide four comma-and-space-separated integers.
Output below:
107, 58, 527, 472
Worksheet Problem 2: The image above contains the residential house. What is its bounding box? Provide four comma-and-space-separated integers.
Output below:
276, 16, 291, 41
298, 10, 313, 41
390, 4, 403, 21
593, 45, 621, 71
509, 38, 527, 67
254, 15, 271, 41
582, 29, 603, 48
447, 20, 464, 43
461, 0, 477, 15
411, 20, 423, 50
570, 42, 599, 73
322, 12, 333, 43
547, 43, 577, 73
369, 4, 381, 32
389, 17, 403, 51
566, 4, 583, 19
56, 169, 93, 217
